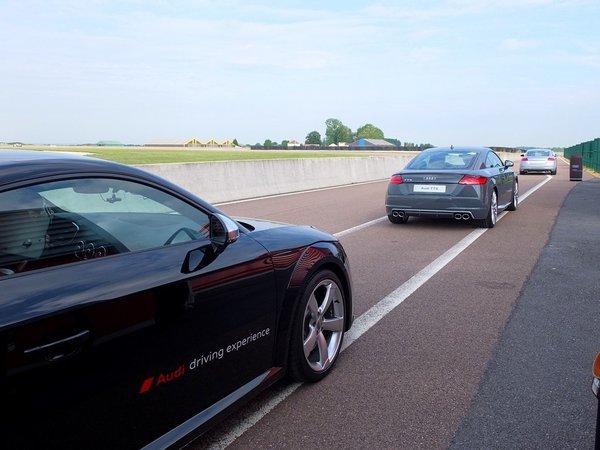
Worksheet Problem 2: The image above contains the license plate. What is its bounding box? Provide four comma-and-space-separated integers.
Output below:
414, 184, 446, 193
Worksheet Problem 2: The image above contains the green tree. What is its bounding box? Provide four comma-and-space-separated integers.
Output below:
325, 118, 353, 146
305, 131, 322, 145
264, 139, 273, 148
232, 138, 240, 147
356, 123, 384, 139
281, 140, 289, 149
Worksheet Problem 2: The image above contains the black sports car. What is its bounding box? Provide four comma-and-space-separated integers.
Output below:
0, 150, 353, 449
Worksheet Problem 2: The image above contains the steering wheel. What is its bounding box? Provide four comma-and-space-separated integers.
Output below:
164, 227, 200, 245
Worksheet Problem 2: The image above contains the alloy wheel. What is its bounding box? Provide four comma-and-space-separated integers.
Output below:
302, 278, 345, 373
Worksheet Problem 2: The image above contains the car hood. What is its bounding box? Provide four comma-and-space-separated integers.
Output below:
234, 217, 338, 251
234, 217, 290, 232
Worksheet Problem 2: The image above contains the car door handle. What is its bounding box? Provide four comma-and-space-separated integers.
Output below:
24, 329, 91, 362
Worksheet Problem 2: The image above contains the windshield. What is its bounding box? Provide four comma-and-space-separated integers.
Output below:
406, 151, 478, 170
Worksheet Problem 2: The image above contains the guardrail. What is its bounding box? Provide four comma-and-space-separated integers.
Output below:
564, 138, 600, 172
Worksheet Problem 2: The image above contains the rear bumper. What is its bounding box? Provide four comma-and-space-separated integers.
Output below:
385, 189, 490, 220
385, 180, 493, 220
520, 163, 556, 173
385, 205, 488, 220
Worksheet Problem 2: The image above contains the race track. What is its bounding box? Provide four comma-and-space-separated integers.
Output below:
191, 157, 599, 449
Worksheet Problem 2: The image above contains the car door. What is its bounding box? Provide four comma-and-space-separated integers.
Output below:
485, 151, 512, 205
0, 176, 277, 449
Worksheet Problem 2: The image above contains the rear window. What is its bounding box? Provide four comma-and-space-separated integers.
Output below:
406, 151, 478, 170
526, 150, 551, 157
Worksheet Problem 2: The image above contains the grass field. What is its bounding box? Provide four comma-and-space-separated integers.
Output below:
16, 145, 403, 165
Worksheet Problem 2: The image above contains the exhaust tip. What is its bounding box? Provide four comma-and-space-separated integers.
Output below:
462, 214, 470, 220
454, 213, 462, 220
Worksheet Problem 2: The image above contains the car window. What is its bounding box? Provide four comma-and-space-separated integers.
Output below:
526, 150, 550, 157
0, 178, 210, 274
407, 151, 478, 170
484, 152, 503, 168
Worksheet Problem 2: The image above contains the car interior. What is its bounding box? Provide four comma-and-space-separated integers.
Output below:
0, 180, 211, 276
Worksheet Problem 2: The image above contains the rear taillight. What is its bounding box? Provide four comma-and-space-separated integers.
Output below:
390, 175, 404, 184
459, 175, 488, 185
548, 157, 556, 161
521, 157, 529, 161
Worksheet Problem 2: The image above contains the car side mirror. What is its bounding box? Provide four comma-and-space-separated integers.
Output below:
209, 213, 239, 251
183, 214, 239, 272
504, 160, 514, 168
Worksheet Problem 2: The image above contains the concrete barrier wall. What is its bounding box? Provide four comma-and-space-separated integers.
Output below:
138, 152, 518, 204
138, 155, 414, 203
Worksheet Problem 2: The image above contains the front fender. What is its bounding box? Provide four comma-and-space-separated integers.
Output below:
273, 241, 353, 369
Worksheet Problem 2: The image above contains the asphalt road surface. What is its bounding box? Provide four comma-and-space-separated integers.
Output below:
189, 158, 600, 449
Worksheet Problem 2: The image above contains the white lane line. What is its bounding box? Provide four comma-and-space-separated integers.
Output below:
207, 175, 552, 450
206, 382, 303, 450
334, 216, 388, 238
341, 226, 486, 349
518, 174, 553, 202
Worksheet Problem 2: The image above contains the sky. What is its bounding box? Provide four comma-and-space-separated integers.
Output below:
1, 0, 599, 148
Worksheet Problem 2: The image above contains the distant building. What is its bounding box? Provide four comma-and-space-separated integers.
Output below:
96, 140, 123, 146
286, 140, 302, 148
328, 142, 349, 148
145, 138, 238, 148
348, 138, 396, 149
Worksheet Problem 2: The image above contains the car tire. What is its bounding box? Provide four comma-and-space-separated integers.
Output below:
478, 190, 498, 228
519, 170, 525, 175
388, 214, 408, 224
551, 170, 557, 175
507, 180, 518, 211
288, 270, 346, 383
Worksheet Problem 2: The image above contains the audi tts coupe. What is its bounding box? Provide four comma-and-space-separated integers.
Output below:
385, 146, 518, 228
0, 150, 353, 449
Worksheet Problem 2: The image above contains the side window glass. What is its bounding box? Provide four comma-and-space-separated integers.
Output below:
0, 178, 210, 275
485, 152, 503, 168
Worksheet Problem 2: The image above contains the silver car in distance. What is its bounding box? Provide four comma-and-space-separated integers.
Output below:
519, 148, 557, 175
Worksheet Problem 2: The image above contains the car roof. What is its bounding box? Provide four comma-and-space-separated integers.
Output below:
0, 149, 221, 215
0, 149, 151, 188
422, 146, 492, 153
